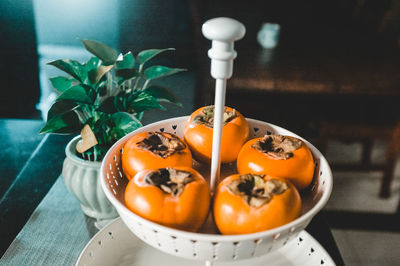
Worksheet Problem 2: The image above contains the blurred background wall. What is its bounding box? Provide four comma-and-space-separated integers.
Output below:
1, 0, 400, 125
0, 0, 40, 118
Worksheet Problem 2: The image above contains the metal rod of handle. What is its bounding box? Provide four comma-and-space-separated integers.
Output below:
210, 78, 227, 193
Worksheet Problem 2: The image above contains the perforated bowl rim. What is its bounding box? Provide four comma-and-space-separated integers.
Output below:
100, 116, 333, 242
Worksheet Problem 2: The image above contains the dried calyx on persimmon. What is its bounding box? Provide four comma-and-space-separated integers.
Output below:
228, 174, 288, 208
144, 167, 194, 197
191, 105, 237, 128
252, 134, 302, 160
137, 132, 186, 158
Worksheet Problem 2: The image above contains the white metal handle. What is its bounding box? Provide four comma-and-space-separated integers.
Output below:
202, 17, 245, 193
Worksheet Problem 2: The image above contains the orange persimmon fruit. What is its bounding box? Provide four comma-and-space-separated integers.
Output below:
213, 173, 302, 235
237, 134, 315, 190
184, 105, 249, 164
122, 131, 192, 180
125, 166, 210, 232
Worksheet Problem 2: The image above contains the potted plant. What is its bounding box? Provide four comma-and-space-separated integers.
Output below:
40, 39, 185, 220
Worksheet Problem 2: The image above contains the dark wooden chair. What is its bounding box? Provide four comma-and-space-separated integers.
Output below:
318, 120, 400, 198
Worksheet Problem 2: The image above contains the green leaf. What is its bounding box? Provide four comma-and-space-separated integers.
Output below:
137, 48, 175, 65
48, 59, 86, 82
128, 91, 164, 113
83, 57, 113, 87
116, 52, 135, 69
81, 39, 118, 66
136, 111, 144, 120
57, 85, 92, 104
49, 76, 74, 93
47, 100, 78, 120
116, 68, 137, 85
110, 112, 142, 139
85, 57, 102, 72
88, 65, 113, 85
98, 96, 118, 114
144, 65, 186, 80
97, 80, 108, 91
145, 85, 182, 106
40, 111, 81, 134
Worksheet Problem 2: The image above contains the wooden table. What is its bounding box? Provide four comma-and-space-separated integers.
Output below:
0, 118, 345, 265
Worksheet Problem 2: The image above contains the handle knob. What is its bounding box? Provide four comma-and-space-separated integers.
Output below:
202, 17, 246, 42
202, 17, 246, 79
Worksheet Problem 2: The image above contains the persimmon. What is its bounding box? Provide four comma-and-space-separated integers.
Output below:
184, 105, 249, 164
122, 131, 192, 180
125, 167, 210, 232
213, 173, 302, 235
237, 134, 315, 190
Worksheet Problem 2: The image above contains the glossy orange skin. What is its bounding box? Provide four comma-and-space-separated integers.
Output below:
122, 131, 193, 180
125, 167, 210, 232
213, 174, 302, 235
183, 106, 250, 164
236, 136, 315, 190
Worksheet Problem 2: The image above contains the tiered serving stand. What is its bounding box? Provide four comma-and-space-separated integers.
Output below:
96, 18, 333, 266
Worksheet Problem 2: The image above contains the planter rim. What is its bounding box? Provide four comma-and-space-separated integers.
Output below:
65, 136, 102, 167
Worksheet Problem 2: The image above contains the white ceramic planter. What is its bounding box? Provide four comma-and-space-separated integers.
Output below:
62, 136, 118, 220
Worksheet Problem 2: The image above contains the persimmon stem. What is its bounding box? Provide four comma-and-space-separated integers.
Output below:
228, 174, 288, 208
192, 106, 236, 128
145, 168, 194, 197
136, 132, 186, 158
252, 135, 302, 160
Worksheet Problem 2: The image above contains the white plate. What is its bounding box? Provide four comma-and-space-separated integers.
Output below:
76, 218, 336, 266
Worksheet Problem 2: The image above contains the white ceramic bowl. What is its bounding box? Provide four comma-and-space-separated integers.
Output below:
100, 116, 333, 263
